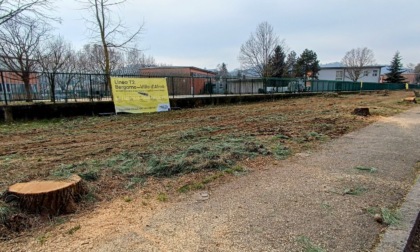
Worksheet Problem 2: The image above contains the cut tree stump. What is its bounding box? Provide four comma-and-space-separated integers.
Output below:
4, 175, 86, 216
352, 108, 370, 116
403, 97, 417, 103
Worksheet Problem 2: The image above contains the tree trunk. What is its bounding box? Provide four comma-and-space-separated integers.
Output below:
4, 175, 86, 216
352, 108, 370, 116
3, 107, 13, 123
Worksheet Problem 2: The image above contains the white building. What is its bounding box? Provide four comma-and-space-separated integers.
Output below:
318, 65, 383, 83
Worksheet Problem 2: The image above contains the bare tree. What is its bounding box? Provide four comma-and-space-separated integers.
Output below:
77, 43, 124, 74
37, 35, 73, 102
341, 47, 376, 82
57, 51, 81, 102
0, 0, 57, 26
413, 63, 420, 84
414, 63, 420, 74
125, 47, 155, 67
120, 47, 156, 75
238, 22, 282, 77
79, 0, 144, 97
0, 17, 49, 101
406, 63, 415, 72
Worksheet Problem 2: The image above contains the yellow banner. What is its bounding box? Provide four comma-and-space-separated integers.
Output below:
110, 77, 170, 113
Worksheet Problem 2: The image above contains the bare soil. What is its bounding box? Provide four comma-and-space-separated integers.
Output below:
0, 91, 418, 251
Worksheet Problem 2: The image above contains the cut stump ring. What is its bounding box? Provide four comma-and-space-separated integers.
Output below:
5, 175, 86, 216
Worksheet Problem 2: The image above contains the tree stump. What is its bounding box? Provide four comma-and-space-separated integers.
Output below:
403, 97, 417, 103
414, 90, 420, 98
352, 108, 370, 116
4, 175, 86, 216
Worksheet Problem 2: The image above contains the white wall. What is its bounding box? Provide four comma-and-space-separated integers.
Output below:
318, 68, 381, 83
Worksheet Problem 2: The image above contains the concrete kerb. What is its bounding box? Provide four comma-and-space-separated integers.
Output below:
373, 105, 420, 251
374, 166, 420, 251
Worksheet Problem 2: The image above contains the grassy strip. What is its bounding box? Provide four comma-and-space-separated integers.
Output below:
354, 166, 378, 173
50, 135, 271, 187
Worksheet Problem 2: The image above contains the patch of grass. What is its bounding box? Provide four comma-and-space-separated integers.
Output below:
37, 233, 48, 245
45, 135, 266, 191
0, 203, 14, 224
51, 216, 67, 226
316, 123, 333, 132
306, 132, 328, 141
179, 130, 199, 140
123, 196, 132, 202
51, 164, 78, 178
66, 224, 81, 235
0, 154, 19, 162
321, 202, 332, 211
293, 137, 307, 144
199, 126, 221, 132
366, 206, 379, 216
381, 208, 401, 226
354, 166, 378, 173
125, 177, 147, 189
78, 171, 99, 181
157, 192, 168, 202
297, 236, 326, 252
202, 172, 225, 184
273, 144, 291, 160
274, 134, 289, 140
343, 186, 367, 196
80, 184, 98, 203
178, 166, 246, 193
224, 165, 246, 174
146, 137, 264, 177
177, 182, 205, 193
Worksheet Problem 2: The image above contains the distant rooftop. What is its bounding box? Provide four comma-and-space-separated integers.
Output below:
141, 66, 216, 75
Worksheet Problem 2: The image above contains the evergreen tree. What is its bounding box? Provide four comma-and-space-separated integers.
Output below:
217, 62, 229, 78
385, 52, 406, 83
295, 49, 320, 79
285, 50, 297, 77
267, 45, 286, 77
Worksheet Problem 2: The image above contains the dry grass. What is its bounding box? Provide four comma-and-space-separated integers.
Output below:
0, 90, 417, 239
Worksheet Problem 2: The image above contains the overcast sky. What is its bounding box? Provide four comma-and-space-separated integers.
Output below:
56, 0, 420, 70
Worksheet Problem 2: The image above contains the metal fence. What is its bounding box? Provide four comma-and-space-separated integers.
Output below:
0, 71, 418, 105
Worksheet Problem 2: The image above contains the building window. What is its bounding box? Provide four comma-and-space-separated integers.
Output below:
363, 70, 369, 77
372, 70, 378, 77
335, 70, 343, 81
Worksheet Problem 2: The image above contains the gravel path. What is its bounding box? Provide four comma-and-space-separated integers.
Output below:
92, 106, 420, 252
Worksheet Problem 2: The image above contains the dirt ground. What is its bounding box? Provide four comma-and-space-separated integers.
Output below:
0, 90, 419, 251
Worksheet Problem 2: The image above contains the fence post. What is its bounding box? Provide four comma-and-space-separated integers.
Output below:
191, 77, 194, 98
225, 78, 228, 96
89, 74, 93, 102
209, 77, 212, 97
1, 71, 8, 106
172, 76, 175, 99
